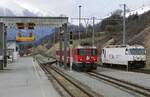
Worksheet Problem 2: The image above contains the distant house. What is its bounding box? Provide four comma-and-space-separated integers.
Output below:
7, 40, 19, 60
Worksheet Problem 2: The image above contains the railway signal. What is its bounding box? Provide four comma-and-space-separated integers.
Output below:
16, 23, 24, 29
27, 23, 35, 29
69, 31, 73, 45
16, 23, 35, 42
69, 31, 73, 71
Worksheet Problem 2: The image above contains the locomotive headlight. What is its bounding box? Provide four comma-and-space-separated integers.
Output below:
91, 56, 97, 61
79, 57, 83, 61
133, 56, 140, 61
142, 56, 146, 59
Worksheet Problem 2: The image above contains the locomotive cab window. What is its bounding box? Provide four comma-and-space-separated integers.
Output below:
102, 49, 104, 54
78, 49, 85, 55
77, 49, 97, 56
125, 49, 128, 55
128, 48, 145, 55
91, 49, 97, 55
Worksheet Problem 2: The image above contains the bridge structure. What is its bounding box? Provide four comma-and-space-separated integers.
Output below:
0, 16, 68, 27
0, 16, 69, 69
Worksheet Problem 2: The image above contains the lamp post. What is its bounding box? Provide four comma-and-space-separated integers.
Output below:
78, 5, 82, 43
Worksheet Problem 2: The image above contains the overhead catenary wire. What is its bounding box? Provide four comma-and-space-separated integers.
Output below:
70, 3, 150, 47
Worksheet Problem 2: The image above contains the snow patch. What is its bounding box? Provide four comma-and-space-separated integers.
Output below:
127, 5, 150, 17
0, 0, 53, 16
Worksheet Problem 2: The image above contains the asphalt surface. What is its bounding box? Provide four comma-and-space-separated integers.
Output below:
0, 57, 60, 97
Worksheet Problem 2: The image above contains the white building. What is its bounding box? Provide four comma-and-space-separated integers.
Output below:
7, 40, 19, 61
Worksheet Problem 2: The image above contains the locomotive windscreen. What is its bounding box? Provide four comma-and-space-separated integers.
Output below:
77, 49, 97, 56
128, 48, 145, 55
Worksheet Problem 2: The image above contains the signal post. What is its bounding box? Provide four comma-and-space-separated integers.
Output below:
0, 23, 5, 69
69, 31, 73, 71
63, 23, 68, 69
59, 27, 63, 66
3, 25, 7, 67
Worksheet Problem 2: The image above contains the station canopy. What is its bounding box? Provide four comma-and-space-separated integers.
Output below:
0, 16, 68, 28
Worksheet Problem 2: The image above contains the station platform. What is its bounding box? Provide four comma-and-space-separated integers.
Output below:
0, 57, 60, 97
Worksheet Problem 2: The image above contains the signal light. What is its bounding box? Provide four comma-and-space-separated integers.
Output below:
91, 57, 97, 61
70, 41, 73, 44
78, 57, 83, 61
70, 31, 73, 40
70, 31, 73, 45
27, 23, 35, 29
16, 23, 24, 29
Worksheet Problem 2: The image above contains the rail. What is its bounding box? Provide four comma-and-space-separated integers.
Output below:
87, 71, 150, 97
36, 57, 103, 97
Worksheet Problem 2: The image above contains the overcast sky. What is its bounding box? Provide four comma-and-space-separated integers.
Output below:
0, 0, 149, 18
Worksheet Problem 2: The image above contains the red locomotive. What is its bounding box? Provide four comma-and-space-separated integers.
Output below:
56, 46, 98, 71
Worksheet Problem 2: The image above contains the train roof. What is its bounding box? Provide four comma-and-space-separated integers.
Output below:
77, 45, 97, 49
104, 45, 144, 49
55, 46, 97, 51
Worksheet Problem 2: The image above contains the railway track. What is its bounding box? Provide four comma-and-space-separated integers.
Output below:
36, 57, 103, 97
87, 71, 150, 97
98, 64, 150, 74
131, 69, 150, 74
36, 55, 150, 96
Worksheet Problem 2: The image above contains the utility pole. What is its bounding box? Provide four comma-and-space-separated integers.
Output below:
71, 17, 102, 46
92, 17, 95, 46
0, 23, 5, 70
59, 27, 63, 66
63, 23, 68, 69
69, 31, 73, 71
123, 4, 126, 45
53, 29, 55, 45
78, 5, 82, 42
4, 25, 7, 67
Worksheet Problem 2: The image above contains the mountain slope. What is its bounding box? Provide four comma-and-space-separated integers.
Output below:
0, 1, 55, 45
